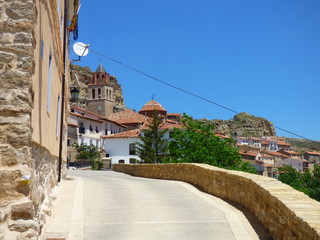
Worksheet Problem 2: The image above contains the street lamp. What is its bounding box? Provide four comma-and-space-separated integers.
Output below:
70, 86, 79, 102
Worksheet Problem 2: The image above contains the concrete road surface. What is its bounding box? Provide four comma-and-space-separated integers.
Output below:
44, 170, 260, 240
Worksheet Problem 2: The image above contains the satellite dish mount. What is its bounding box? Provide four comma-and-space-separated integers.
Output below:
72, 42, 90, 61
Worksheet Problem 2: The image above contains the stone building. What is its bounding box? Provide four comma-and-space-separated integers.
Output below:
86, 64, 125, 117
0, 0, 74, 238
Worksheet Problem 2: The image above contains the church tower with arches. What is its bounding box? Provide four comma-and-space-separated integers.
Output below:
87, 64, 115, 117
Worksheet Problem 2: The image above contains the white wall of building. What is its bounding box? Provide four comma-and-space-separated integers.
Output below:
103, 137, 142, 164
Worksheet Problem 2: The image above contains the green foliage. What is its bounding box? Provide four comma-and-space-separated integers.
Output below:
278, 165, 305, 191
136, 113, 169, 163
278, 165, 320, 201
167, 114, 255, 173
74, 143, 102, 170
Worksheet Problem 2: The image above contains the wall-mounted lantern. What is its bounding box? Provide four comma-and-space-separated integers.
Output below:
70, 86, 79, 102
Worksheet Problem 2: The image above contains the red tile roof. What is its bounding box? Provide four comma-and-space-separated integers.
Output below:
139, 100, 167, 113
69, 112, 103, 123
108, 109, 149, 124
305, 151, 320, 156
102, 129, 140, 139
67, 122, 79, 127
70, 105, 127, 127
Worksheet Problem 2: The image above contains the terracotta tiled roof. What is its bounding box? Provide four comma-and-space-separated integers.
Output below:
102, 129, 140, 139
67, 122, 79, 127
140, 119, 184, 130
240, 151, 260, 157
249, 137, 261, 141
263, 151, 287, 158
69, 112, 103, 123
70, 105, 127, 127
283, 150, 301, 155
139, 100, 167, 113
277, 140, 291, 146
108, 109, 149, 124
167, 113, 181, 117
305, 151, 320, 156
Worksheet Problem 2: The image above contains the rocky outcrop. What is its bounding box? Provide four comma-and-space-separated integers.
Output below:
202, 112, 276, 137
70, 64, 126, 110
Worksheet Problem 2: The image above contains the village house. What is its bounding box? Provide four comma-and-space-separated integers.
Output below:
67, 105, 127, 164
261, 138, 278, 151
102, 100, 183, 165
278, 149, 303, 159
304, 151, 320, 164
280, 158, 309, 173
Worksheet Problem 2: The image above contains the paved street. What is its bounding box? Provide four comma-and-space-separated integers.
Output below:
44, 170, 259, 240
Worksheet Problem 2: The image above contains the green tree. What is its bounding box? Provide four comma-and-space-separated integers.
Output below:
74, 143, 102, 170
167, 114, 255, 173
278, 165, 305, 191
136, 112, 168, 163
302, 165, 320, 201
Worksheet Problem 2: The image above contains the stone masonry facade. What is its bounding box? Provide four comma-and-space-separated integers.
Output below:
113, 163, 320, 240
0, 1, 66, 239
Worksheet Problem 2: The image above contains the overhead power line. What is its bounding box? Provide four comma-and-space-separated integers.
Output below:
72, 42, 318, 143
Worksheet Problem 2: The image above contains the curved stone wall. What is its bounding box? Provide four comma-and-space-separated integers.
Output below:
113, 163, 320, 240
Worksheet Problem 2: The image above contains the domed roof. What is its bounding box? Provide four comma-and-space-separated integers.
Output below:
139, 100, 167, 113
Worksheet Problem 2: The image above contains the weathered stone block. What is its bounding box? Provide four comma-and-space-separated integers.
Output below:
13, 33, 32, 43
8, 219, 39, 232
0, 89, 32, 114
0, 33, 14, 44
0, 51, 14, 63
6, 2, 34, 20
17, 56, 33, 73
0, 19, 33, 33
0, 169, 24, 206
0, 71, 32, 88
11, 201, 34, 220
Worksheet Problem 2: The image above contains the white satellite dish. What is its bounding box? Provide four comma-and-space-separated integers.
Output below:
73, 42, 89, 57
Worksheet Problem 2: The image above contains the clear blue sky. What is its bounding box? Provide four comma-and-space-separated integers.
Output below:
73, 0, 320, 141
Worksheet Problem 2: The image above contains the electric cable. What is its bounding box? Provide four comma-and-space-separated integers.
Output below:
71, 41, 319, 143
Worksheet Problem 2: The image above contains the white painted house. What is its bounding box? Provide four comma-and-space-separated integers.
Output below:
67, 105, 127, 162
102, 100, 183, 165
102, 129, 142, 164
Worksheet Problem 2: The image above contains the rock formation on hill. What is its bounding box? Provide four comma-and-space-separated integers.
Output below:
200, 112, 276, 137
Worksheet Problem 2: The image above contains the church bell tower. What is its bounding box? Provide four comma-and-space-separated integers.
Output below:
87, 64, 114, 117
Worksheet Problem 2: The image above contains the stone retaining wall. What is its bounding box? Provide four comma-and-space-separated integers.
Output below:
113, 163, 320, 240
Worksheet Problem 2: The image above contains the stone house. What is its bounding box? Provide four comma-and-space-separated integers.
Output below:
278, 149, 303, 159
0, 0, 76, 238
281, 158, 309, 173
304, 151, 320, 164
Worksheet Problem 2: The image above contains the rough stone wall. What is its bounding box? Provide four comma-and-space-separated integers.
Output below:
0, 1, 65, 239
113, 163, 320, 240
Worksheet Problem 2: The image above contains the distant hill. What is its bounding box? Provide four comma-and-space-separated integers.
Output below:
199, 112, 276, 137
284, 138, 320, 153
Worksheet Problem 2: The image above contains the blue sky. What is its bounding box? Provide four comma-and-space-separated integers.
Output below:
72, 0, 320, 141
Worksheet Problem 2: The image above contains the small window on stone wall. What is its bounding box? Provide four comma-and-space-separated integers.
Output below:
92, 89, 96, 99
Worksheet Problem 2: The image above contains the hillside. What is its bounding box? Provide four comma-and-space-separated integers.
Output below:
199, 112, 276, 137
